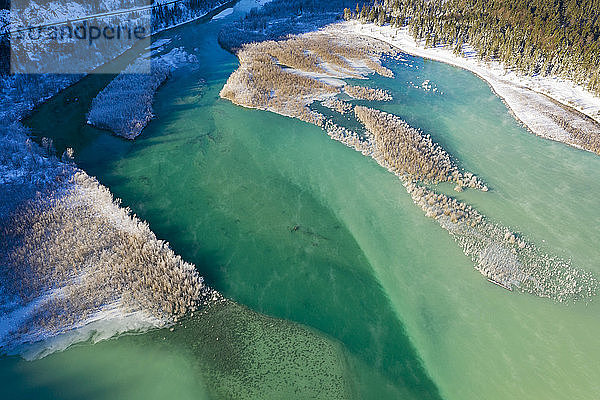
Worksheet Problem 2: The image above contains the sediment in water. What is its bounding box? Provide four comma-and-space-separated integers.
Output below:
170, 299, 356, 399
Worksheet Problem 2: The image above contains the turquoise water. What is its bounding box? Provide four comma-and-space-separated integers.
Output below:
11, 2, 600, 399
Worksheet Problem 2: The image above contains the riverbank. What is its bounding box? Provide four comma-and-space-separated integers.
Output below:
0, 1, 235, 358
328, 21, 600, 155
0, 0, 235, 127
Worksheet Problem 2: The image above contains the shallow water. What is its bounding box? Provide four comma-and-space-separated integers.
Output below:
10, 2, 600, 399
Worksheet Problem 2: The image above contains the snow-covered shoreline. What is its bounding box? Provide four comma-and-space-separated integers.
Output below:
0, 0, 233, 126
0, 1, 234, 359
87, 47, 198, 139
328, 21, 600, 155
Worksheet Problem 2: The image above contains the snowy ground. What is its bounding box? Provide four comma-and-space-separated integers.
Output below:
328, 21, 600, 155
87, 47, 197, 139
0, 0, 231, 359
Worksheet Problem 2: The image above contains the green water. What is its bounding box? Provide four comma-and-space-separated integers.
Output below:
10, 2, 600, 399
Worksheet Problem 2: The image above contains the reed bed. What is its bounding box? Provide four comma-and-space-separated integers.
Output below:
362, 57, 395, 78
0, 169, 211, 347
321, 98, 353, 114
222, 31, 483, 190
87, 58, 170, 139
404, 181, 597, 302
324, 120, 373, 155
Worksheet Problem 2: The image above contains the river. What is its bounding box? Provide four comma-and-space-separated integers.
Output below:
4, 0, 600, 398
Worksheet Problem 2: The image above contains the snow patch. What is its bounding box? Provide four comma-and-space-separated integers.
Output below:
328, 21, 600, 154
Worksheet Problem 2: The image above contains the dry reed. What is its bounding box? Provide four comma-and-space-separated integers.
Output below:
355, 105, 487, 189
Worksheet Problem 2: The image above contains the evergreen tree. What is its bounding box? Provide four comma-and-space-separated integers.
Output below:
349, 0, 600, 95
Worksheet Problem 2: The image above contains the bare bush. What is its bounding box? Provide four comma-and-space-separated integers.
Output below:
322, 98, 353, 114
404, 181, 598, 302
324, 120, 373, 155
344, 85, 392, 101
87, 59, 169, 139
88, 48, 196, 139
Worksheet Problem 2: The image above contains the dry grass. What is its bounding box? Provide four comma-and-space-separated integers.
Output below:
87, 61, 170, 139
323, 120, 372, 155
344, 85, 392, 101
322, 98, 353, 114
88, 48, 196, 139
221, 31, 484, 190
547, 111, 600, 155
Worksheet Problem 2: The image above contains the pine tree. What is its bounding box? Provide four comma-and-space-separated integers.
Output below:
348, 0, 600, 95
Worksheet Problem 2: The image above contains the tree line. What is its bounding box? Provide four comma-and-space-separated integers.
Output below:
218, 0, 372, 51
345, 0, 600, 95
